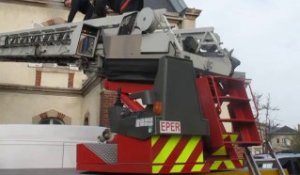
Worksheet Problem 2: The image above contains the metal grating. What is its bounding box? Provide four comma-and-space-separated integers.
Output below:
85, 143, 117, 164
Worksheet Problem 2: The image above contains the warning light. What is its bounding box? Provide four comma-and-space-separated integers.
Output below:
153, 101, 162, 115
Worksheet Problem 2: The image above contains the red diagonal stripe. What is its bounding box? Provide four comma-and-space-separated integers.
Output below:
182, 140, 203, 172
186, 140, 203, 163
232, 159, 244, 168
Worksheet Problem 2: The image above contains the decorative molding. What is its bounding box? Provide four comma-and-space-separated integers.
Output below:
0, 73, 101, 97
35, 70, 42, 87
185, 8, 202, 20
32, 109, 72, 125
68, 73, 75, 88
0, 83, 82, 96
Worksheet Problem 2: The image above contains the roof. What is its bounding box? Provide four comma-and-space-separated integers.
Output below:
144, 0, 188, 14
270, 126, 298, 134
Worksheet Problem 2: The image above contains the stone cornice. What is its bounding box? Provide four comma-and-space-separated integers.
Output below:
0, 74, 101, 97
185, 8, 202, 20
0, 83, 82, 97
81, 75, 102, 96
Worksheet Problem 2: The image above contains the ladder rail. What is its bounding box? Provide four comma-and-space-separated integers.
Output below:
208, 76, 222, 113
244, 147, 262, 175
247, 80, 259, 119
244, 141, 286, 175
265, 141, 286, 175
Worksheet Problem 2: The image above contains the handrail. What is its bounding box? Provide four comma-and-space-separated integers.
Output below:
208, 76, 222, 114
247, 80, 259, 119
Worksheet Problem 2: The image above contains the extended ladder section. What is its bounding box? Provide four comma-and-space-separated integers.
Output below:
244, 141, 286, 175
197, 76, 261, 150
0, 8, 241, 78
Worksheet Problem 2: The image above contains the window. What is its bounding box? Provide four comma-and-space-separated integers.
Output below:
33, 110, 71, 125
39, 117, 65, 125
281, 138, 291, 145
285, 138, 291, 146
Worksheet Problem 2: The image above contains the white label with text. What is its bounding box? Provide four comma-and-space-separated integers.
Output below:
136, 117, 153, 127
160, 120, 181, 134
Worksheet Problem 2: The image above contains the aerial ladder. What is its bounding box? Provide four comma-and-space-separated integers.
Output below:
0, 8, 285, 175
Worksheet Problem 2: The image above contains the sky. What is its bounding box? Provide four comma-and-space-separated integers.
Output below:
185, 0, 300, 128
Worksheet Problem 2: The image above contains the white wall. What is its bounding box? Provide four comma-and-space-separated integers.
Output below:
0, 92, 83, 125
0, 63, 36, 86
74, 71, 88, 89
42, 72, 69, 88
82, 83, 102, 126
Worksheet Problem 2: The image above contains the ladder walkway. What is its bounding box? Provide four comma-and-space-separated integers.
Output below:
197, 76, 261, 150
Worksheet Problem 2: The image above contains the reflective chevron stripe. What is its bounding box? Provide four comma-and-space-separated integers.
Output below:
151, 136, 204, 174
152, 136, 181, 164
209, 159, 242, 171
212, 146, 227, 156
175, 136, 201, 163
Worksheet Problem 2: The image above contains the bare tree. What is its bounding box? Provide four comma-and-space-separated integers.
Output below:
254, 93, 279, 153
261, 93, 279, 142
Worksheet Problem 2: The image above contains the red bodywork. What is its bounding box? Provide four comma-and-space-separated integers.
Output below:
77, 76, 261, 174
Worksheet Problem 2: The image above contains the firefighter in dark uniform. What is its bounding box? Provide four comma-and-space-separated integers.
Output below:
94, 0, 144, 18
64, 0, 94, 22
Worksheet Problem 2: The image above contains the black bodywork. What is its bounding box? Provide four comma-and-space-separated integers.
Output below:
108, 56, 210, 139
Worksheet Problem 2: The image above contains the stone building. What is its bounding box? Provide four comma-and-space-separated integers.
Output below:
269, 125, 298, 152
0, 0, 201, 126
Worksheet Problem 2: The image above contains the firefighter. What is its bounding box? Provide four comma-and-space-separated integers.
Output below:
64, 0, 94, 22
94, 0, 144, 18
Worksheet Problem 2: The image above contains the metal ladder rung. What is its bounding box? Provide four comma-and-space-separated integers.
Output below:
255, 159, 276, 163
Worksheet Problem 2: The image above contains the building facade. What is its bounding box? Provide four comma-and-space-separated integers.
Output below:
269, 126, 297, 152
0, 0, 200, 126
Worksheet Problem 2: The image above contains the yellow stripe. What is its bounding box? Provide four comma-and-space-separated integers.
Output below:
210, 160, 222, 170
151, 136, 160, 147
212, 146, 227, 156
239, 159, 244, 166
152, 165, 163, 174
222, 134, 229, 140
224, 160, 235, 169
191, 164, 204, 172
153, 136, 181, 164
170, 164, 184, 173
196, 152, 204, 163
230, 134, 239, 142
176, 136, 201, 163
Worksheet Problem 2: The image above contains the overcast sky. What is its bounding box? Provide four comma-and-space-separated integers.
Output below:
185, 0, 300, 128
